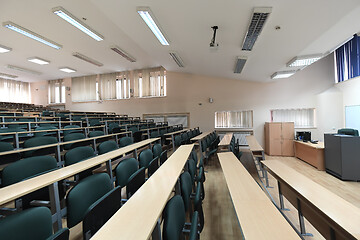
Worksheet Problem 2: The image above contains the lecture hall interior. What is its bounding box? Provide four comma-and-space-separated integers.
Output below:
1, 0, 360, 239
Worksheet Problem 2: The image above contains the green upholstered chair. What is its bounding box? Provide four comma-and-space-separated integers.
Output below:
128, 126, 138, 133
0, 127, 26, 142
115, 158, 139, 188
119, 136, 133, 147
23, 136, 58, 157
89, 119, 102, 127
98, 140, 118, 154
162, 195, 199, 240
63, 125, 82, 136
63, 133, 87, 150
139, 149, 154, 169
337, 128, 359, 136
174, 135, 182, 148
148, 157, 159, 178
126, 167, 145, 199
152, 143, 163, 158
108, 123, 121, 134
0, 207, 69, 240
180, 172, 193, 213
160, 149, 168, 165
88, 130, 104, 138
34, 126, 58, 137
150, 131, 159, 138
0, 141, 20, 165
133, 131, 143, 143
64, 146, 95, 166
66, 173, 113, 228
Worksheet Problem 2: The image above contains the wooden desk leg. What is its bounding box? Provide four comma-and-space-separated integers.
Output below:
49, 182, 62, 231
151, 218, 161, 240
278, 182, 290, 211
297, 198, 313, 237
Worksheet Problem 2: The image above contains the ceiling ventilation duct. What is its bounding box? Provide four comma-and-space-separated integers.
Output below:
169, 51, 184, 67
72, 52, 103, 67
234, 56, 247, 74
241, 7, 272, 51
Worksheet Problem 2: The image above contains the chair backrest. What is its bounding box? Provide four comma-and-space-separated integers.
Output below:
2, 155, 57, 186
108, 123, 120, 134
119, 136, 133, 147
160, 150, 168, 165
89, 119, 101, 126
191, 150, 198, 166
150, 131, 159, 138
63, 125, 81, 136
23, 136, 58, 157
133, 131, 143, 143
0, 141, 20, 164
66, 173, 112, 228
115, 158, 139, 188
139, 149, 153, 168
337, 128, 359, 136
152, 143, 162, 158
148, 157, 159, 177
63, 133, 86, 150
64, 146, 95, 166
0, 207, 69, 240
187, 159, 196, 184
83, 186, 121, 240
98, 140, 119, 154
126, 167, 145, 198
128, 126, 138, 133
174, 135, 182, 147
180, 171, 192, 212
34, 126, 58, 137
88, 130, 104, 138
162, 195, 186, 240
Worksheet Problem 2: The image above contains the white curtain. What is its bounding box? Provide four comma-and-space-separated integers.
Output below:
133, 67, 166, 98
99, 73, 117, 100
271, 108, 315, 128
48, 79, 64, 104
72, 75, 97, 102
0, 78, 30, 103
116, 72, 130, 99
215, 110, 253, 128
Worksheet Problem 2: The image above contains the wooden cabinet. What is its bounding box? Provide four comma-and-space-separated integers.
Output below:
265, 122, 294, 156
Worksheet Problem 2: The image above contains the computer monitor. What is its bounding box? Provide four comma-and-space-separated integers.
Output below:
296, 131, 311, 141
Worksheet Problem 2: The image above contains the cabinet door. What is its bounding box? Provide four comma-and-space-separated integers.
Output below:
282, 139, 295, 156
269, 123, 282, 139
271, 139, 282, 155
282, 122, 294, 140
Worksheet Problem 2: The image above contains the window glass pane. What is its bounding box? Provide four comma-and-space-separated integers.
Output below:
215, 110, 253, 128
167, 116, 188, 127
271, 108, 316, 128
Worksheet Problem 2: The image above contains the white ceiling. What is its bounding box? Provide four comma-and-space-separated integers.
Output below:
0, 0, 360, 82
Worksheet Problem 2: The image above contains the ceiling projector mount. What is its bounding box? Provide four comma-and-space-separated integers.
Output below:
210, 26, 219, 49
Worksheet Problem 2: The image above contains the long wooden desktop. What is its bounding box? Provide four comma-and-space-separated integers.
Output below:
294, 140, 325, 170
263, 160, 360, 239
218, 152, 300, 239
218, 132, 233, 151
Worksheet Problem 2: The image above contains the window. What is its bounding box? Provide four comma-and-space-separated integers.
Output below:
215, 110, 253, 128
116, 73, 130, 99
134, 67, 166, 98
143, 113, 190, 127
271, 108, 316, 128
48, 80, 65, 104
72, 75, 97, 102
0, 78, 30, 103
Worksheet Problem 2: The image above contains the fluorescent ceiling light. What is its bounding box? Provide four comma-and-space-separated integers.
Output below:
7, 65, 41, 75
169, 51, 184, 67
72, 52, 103, 67
52, 6, 103, 41
0, 44, 12, 53
28, 57, 50, 65
3, 21, 62, 49
242, 7, 272, 51
0, 72, 18, 79
110, 46, 136, 62
137, 7, 169, 45
59, 67, 76, 73
271, 71, 297, 79
234, 56, 247, 74
287, 54, 323, 67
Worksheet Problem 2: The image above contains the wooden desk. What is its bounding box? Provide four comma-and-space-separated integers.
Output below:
294, 140, 325, 171
218, 152, 300, 240
263, 160, 360, 239
246, 135, 269, 186
218, 133, 233, 151
164, 129, 189, 150
92, 144, 194, 240
191, 131, 213, 158
0, 138, 160, 230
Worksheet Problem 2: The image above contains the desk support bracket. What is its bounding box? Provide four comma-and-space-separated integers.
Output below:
297, 198, 313, 237
278, 182, 290, 211
49, 182, 62, 231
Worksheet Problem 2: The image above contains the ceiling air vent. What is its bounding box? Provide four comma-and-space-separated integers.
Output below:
72, 52, 103, 67
234, 56, 247, 74
241, 7, 272, 51
110, 46, 136, 62
169, 51, 184, 67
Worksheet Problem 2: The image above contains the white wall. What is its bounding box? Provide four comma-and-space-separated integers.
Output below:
31, 54, 339, 146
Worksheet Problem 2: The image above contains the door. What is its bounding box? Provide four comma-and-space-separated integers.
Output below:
269, 123, 282, 155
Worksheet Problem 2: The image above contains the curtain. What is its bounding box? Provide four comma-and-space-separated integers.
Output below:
271, 108, 315, 128
133, 67, 166, 98
215, 110, 253, 128
48, 79, 63, 104
0, 78, 30, 103
99, 73, 116, 100
72, 75, 97, 102
335, 34, 360, 82
116, 71, 130, 99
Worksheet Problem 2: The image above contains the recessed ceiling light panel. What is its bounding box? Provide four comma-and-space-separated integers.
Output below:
72, 52, 103, 67
7, 65, 41, 75
52, 6, 104, 41
110, 46, 136, 62
271, 71, 297, 79
3, 21, 62, 49
28, 57, 50, 65
137, 7, 169, 45
0, 44, 12, 53
59, 67, 76, 73
287, 54, 324, 67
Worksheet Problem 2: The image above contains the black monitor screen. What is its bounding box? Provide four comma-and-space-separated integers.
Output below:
296, 131, 311, 141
